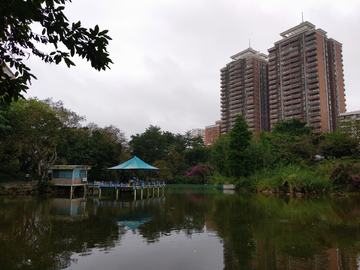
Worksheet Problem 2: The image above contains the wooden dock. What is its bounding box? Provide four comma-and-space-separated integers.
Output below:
86, 181, 166, 200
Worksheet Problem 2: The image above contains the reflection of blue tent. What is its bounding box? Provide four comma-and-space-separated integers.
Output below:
115, 212, 155, 230
107, 156, 159, 170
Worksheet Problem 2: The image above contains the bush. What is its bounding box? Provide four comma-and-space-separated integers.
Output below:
330, 163, 360, 191
173, 174, 191, 184
243, 164, 332, 193
37, 180, 53, 193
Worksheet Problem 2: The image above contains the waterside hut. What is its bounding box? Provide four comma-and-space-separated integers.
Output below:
50, 165, 91, 194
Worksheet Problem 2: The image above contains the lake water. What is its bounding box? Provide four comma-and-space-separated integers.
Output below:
1, 189, 360, 270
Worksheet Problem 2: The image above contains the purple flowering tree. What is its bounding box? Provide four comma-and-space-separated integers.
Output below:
185, 165, 215, 184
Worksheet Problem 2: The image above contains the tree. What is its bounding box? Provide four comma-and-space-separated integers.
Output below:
320, 131, 357, 159
225, 115, 253, 177
1, 0, 112, 104
210, 134, 229, 175
270, 118, 316, 164
247, 131, 274, 171
55, 124, 124, 181
9, 98, 62, 178
184, 146, 211, 167
130, 125, 168, 164
338, 120, 360, 155
272, 118, 314, 136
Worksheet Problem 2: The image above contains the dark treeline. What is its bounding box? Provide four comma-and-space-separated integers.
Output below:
1, 98, 360, 192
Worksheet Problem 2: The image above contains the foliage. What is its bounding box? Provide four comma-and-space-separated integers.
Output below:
1, 0, 112, 104
210, 134, 229, 175
130, 125, 168, 164
225, 115, 253, 177
173, 174, 192, 184
247, 131, 274, 171
272, 118, 314, 136
320, 130, 357, 159
165, 149, 187, 182
184, 146, 211, 167
208, 171, 238, 185
240, 164, 332, 193
330, 162, 360, 190
8, 98, 62, 179
56, 125, 123, 181
152, 160, 172, 182
339, 119, 360, 149
37, 179, 53, 193
0, 98, 125, 182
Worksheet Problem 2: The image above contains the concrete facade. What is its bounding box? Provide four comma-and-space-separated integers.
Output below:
220, 48, 269, 134
267, 21, 346, 134
205, 120, 221, 146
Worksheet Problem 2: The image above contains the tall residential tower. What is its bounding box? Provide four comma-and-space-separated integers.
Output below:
267, 21, 346, 133
220, 48, 269, 134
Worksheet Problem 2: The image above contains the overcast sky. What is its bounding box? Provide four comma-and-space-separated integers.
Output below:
24, 0, 360, 139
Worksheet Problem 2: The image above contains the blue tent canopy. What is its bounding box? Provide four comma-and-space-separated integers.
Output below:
107, 156, 159, 170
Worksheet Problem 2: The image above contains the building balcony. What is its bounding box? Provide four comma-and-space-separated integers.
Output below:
269, 79, 277, 85
305, 39, 316, 46
307, 66, 318, 73
306, 61, 318, 68
269, 90, 277, 95
308, 83, 319, 89
307, 76, 319, 83
309, 110, 321, 115
269, 94, 277, 99
269, 74, 277, 80
284, 97, 301, 104
309, 105, 321, 110
306, 49, 317, 57
269, 84, 277, 90
305, 44, 317, 51
309, 93, 320, 99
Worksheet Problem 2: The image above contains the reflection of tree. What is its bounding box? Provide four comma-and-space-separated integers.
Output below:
0, 197, 125, 270
211, 194, 360, 269
137, 193, 215, 243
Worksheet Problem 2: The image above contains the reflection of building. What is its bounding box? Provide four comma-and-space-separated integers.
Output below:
220, 47, 269, 134
205, 120, 221, 146
50, 165, 90, 193
50, 198, 87, 221
267, 21, 346, 133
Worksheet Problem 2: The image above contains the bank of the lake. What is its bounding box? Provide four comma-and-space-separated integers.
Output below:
209, 160, 360, 195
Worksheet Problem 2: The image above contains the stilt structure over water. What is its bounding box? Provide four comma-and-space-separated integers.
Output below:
87, 181, 166, 200
50, 165, 90, 195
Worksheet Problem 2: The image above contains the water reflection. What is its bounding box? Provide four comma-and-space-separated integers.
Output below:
0, 192, 360, 269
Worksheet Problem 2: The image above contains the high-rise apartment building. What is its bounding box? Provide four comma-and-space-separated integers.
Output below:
267, 21, 346, 133
220, 48, 269, 134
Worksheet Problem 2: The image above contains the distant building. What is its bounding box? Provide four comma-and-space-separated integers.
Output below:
191, 128, 205, 143
267, 21, 346, 133
339, 110, 360, 122
205, 120, 222, 146
338, 110, 360, 131
220, 47, 269, 134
